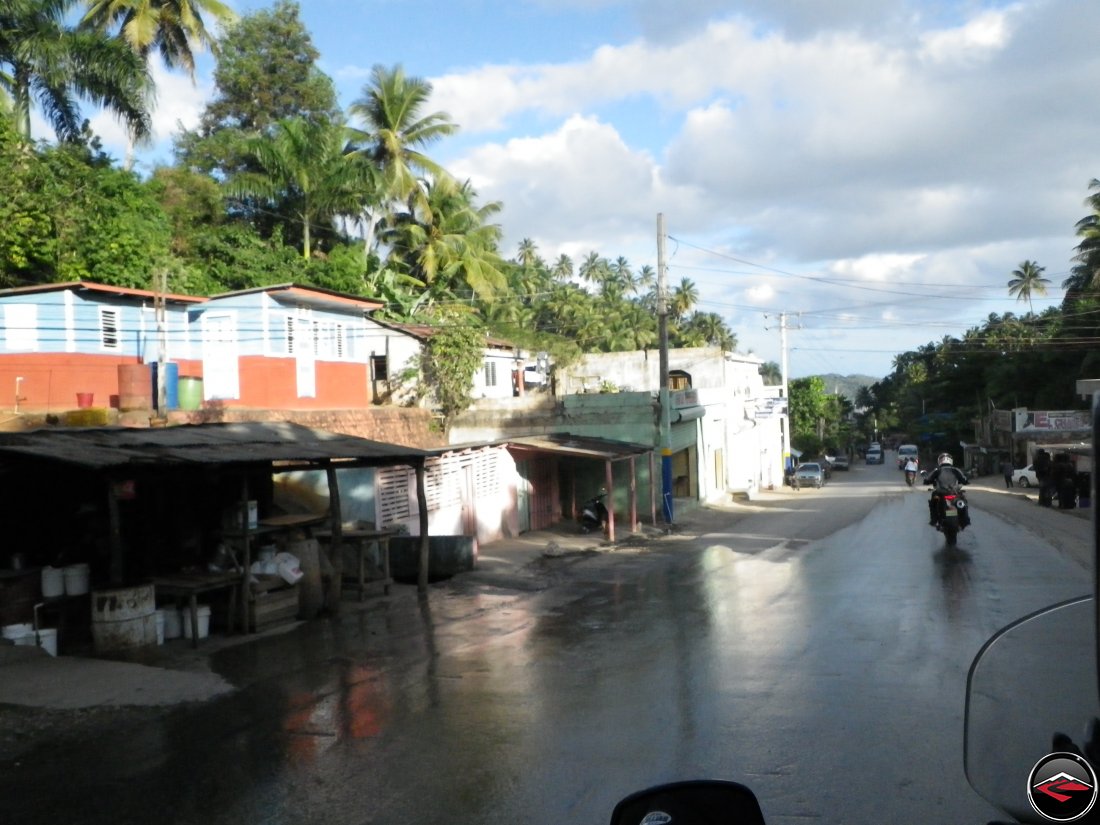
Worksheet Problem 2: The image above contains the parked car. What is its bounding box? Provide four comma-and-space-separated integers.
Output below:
832, 455, 850, 471
794, 462, 826, 489
1014, 464, 1039, 487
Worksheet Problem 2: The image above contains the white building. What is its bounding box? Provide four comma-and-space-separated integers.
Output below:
554, 347, 784, 500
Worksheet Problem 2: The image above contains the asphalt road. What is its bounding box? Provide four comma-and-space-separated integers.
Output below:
1, 455, 1093, 824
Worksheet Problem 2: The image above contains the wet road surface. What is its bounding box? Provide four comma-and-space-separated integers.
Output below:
1, 458, 1091, 824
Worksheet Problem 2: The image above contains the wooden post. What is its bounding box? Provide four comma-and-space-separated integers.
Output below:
326, 463, 343, 614
629, 456, 638, 533
649, 452, 658, 526
605, 459, 615, 542
416, 461, 430, 594
238, 477, 251, 634
106, 480, 123, 585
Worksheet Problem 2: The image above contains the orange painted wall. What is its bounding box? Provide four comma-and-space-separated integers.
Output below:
0, 353, 368, 412
235, 357, 370, 409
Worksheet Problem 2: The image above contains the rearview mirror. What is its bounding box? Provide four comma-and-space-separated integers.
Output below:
610, 780, 767, 824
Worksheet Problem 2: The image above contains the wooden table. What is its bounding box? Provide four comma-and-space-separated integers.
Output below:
151, 571, 242, 648
313, 528, 395, 600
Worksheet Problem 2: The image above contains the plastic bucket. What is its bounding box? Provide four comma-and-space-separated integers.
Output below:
181, 604, 211, 640
35, 628, 58, 657
150, 362, 180, 411
91, 584, 157, 652
178, 376, 203, 411
63, 563, 90, 596
161, 607, 182, 640
76, 392, 94, 409
41, 566, 64, 598
2, 622, 33, 641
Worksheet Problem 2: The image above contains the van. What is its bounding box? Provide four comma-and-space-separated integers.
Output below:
897, 444, 919, 469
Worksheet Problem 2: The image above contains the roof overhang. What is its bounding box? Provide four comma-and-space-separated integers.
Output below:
0, 422, 428, 473
505, 433, 653, 462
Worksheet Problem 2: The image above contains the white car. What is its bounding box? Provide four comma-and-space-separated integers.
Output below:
1014, 465, 1039, 487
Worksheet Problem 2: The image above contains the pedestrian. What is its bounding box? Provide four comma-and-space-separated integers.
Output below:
1001, 458, 1013, 489
1035, 449, 1054, 506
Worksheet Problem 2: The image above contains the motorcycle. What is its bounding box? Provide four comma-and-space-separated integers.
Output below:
928, 483, 970, 547
905, 468, 918, 487
580, 491, 609, 534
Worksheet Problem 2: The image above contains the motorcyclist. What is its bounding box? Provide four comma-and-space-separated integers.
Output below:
903, 456, 919, 484
926, 452, 969, 526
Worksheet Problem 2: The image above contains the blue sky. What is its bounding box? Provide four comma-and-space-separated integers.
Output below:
73, 0, 1098, 381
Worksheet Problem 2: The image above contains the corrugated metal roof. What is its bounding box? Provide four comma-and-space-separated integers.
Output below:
506, 433, 653, 461
0, 422, 428, 471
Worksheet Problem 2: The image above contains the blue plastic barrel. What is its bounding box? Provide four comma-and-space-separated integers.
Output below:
150, 362, 179, 410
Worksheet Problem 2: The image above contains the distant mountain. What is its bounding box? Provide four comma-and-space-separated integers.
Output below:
815, 373, 879, 401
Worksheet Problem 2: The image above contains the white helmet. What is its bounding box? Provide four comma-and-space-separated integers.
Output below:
937, 453, 953, 466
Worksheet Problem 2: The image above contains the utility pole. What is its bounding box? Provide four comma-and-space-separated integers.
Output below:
155, 268, 168, 414
657, 213, 673, 524
779, 312, 791, 475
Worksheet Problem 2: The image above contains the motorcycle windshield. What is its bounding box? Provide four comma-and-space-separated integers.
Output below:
965, 596, 1099, 822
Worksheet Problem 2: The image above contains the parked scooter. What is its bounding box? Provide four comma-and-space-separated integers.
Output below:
580, 491, 609, 534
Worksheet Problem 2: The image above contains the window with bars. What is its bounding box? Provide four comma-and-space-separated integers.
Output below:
484, 361, 497, 387
375, 466, 412, 526
371, 354, 389, 381
100, 308, 120, 350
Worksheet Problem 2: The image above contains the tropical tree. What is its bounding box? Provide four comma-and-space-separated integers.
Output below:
348, 63, 457, 252
81, 0, 236, 166
1007, 259, 1050, 314
174, 0, 339, 181
671, 277, 699, 318
0, 0, 152, 142
81, 0, 235, 78
380, 176, 508, 307
225, 117, 367, 259
1063, 179, 1100, 304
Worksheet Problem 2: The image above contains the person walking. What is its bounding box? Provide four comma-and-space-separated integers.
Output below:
1001, 458, 1014, 488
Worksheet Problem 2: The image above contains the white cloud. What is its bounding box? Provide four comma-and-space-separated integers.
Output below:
92, 58, 213, 166
449, 114, 699, 261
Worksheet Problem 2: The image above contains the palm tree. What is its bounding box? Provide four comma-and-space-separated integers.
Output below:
0, 0, 152, 141
550, 254, 574, 282
671, 277, 699, 318
1007, 259, 1050, 314
380, 176, 507, 306
348, 64, 457, 253
1063, 179, 1100, 305
81, 0, 235, 78
578, 251, 606, 286
225, 117, 366, 259
81, 0, 235, 166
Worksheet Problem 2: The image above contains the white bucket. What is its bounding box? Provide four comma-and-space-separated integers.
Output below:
35, 628, 58, 656
63, 563, 90, 596
2, 622, 33, 640
181, 604, 212, 640
41, 566, 64, 598
154, 609, 166, 645
161, 607, 182, 640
